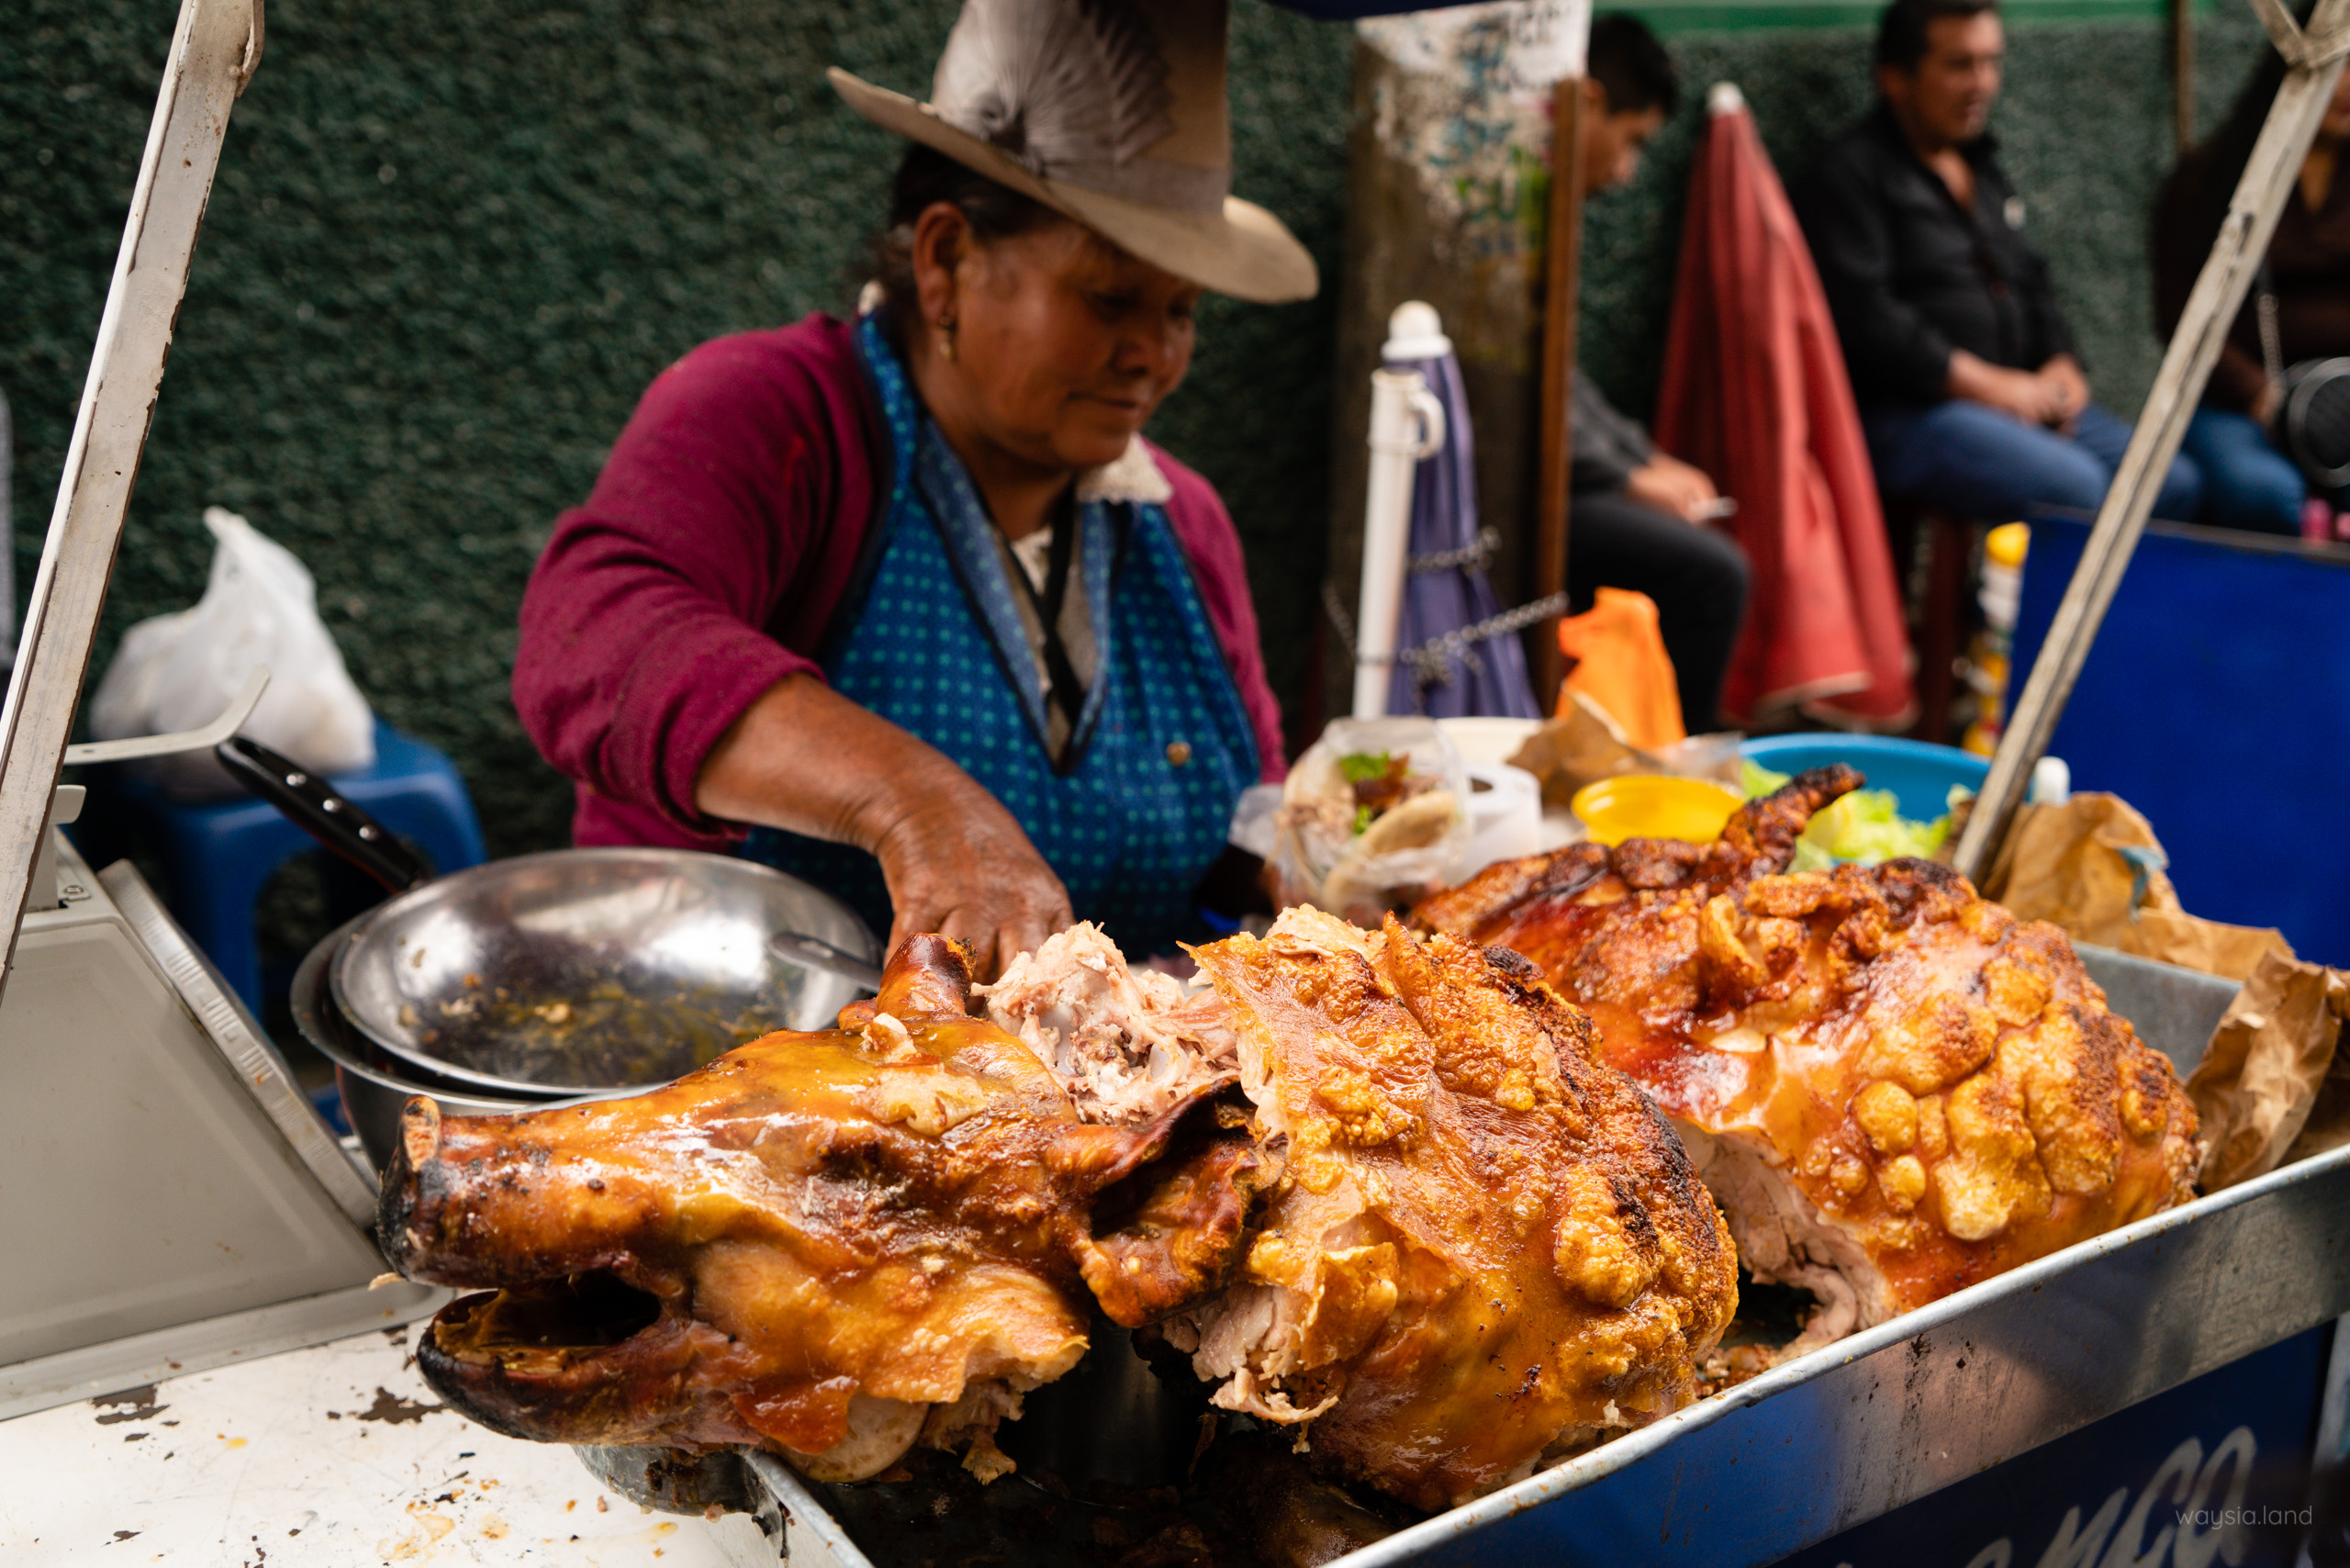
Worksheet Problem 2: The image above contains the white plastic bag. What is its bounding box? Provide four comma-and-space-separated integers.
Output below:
90, 508, 375, 798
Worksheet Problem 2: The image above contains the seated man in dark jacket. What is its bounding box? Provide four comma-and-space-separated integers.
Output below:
1791, 0, 2201, 524
1570, 15, 1751, 733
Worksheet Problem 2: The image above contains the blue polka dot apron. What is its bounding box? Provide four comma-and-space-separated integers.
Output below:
742, 314, 1259, 958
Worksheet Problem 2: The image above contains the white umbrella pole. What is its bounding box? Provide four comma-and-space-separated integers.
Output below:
1354, 367, 1446, 719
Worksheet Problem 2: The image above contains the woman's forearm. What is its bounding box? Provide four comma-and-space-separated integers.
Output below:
696, 674, 948, 851
693, 675, 1072, 977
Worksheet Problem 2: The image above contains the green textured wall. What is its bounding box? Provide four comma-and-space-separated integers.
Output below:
1634, 0, 2218, 34
1, 0, 1351, 858
1577, 5, 2275, 430
2, 0, 2288, 868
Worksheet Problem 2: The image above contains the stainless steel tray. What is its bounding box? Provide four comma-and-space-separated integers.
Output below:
683, 946, 2341, 1567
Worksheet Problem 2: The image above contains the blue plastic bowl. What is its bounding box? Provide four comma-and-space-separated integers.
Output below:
1740, 734, 1988, 823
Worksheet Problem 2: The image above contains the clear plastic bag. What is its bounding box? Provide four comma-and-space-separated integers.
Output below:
1270, 717, 1470, 924
90, 508, 375, 798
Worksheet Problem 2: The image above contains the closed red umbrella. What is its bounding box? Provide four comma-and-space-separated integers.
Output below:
1654, 84, 1914, 728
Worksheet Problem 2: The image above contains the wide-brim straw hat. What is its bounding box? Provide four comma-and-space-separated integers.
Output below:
828, 0, 1317, 306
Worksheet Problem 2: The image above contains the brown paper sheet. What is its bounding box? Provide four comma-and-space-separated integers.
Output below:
2186, 952, 2350, 1191
1505, 695, 1741, 813
2285, 1026, 2350, 1166
1507, 694, 1645, 812
1964, 793, 2291, 982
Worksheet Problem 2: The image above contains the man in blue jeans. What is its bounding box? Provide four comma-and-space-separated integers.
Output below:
1792, 0, 2202, 523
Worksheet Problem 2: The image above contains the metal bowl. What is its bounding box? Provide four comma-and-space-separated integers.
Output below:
328, 848, 878, 1098
292, 915, 625, 1173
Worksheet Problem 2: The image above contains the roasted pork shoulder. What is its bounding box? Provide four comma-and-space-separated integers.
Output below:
1415, 766, 2202, 1350
1161, 907, 1739, 1510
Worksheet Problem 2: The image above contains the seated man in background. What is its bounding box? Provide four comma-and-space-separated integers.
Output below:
2155, 49, 2350, 533
1791, 0, 2202, 525
1569, 14, 1751, 734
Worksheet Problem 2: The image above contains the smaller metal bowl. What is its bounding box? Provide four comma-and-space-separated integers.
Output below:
293, 916, 623, 1172
329, 848, 877, 1098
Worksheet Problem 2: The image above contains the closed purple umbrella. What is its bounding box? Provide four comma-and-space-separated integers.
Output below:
1381, 303, 1544, 719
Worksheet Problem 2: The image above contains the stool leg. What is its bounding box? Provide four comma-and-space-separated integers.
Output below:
1908, 516, 1977, 746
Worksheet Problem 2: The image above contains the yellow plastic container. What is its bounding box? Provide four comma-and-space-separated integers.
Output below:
1570, 775, 1746, 846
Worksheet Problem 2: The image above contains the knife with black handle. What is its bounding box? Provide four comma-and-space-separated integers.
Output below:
214, 734, 433, 894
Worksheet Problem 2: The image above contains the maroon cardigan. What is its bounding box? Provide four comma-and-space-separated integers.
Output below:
514, 313, 1286, 852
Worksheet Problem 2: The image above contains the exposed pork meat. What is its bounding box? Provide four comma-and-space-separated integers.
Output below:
978, 923, 1237, 1124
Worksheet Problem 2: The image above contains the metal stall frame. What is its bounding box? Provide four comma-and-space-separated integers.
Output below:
0, 0, 263, 997
703, 1133, 2350, 1568
3, 1, 2342, 1562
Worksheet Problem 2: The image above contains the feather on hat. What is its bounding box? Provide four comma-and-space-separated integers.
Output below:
829, 0, 1316, 305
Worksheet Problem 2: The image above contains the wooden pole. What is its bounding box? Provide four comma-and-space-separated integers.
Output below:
1953, 0, 2350, 883
1531, 75, 1589, 710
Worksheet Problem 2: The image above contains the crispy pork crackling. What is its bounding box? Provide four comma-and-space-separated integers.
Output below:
1158, 908, 1738, 1511
1415, 767, 2202, 1350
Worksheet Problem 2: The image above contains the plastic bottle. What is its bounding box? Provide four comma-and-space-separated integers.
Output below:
1960, 523, 2029, 757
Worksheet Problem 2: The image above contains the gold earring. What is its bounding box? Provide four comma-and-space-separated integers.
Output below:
936, 317, 957, 363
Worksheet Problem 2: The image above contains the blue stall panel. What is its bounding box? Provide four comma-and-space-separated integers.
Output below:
1409, 1327, 2324, 1568
2009, 517, 2350, 966
1773, 1328, 2325, 1568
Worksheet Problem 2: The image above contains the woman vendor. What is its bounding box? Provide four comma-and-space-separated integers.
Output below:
513, 0, 1315, 978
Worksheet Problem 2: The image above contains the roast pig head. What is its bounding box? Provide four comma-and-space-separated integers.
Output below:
378, 935, 1272, 1477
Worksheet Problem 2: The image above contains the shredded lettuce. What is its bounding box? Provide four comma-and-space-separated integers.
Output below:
1741, 759, 1791, 799
1796, 787, 1950, 867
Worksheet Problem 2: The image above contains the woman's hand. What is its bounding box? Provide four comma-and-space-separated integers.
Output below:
696, 675, 1070, 980
867, 789, 1072, 982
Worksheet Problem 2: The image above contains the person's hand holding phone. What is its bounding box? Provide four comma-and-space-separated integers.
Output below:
1626, 454, 1727, 524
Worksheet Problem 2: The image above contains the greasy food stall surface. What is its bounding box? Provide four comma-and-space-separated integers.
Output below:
0, 1326, 731, 1564
1416, 766, 2203, 1350
380, 915, 1735, 1511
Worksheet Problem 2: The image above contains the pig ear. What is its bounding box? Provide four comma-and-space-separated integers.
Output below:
1072, 1083, 1281, 1327
374, 1096, 445, 1269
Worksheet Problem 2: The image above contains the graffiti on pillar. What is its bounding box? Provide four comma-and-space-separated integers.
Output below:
1358, 0, 1593, 274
